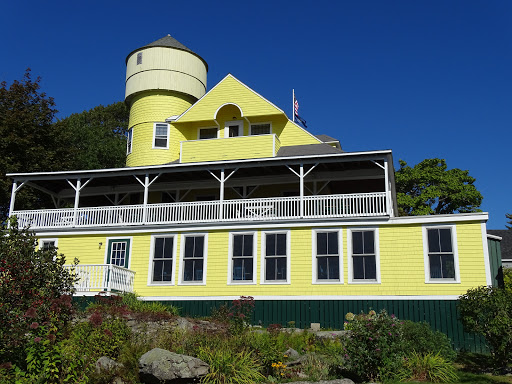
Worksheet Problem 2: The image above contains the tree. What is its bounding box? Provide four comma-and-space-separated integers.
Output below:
459, 285, 512, 369
395, 158, 483, 216
53, 102, 128, 171
506, 213, 512, 230
0, 218, 76, 365
0, 69, 60, 221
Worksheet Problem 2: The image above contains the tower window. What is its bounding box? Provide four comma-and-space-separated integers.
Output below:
153, 123, 169, 149
126, 129, 133, 155
137, 52, 142, 65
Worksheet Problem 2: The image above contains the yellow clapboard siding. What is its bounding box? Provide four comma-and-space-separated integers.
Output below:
50, 220, 488, 299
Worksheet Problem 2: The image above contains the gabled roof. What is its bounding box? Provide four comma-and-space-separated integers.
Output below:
175, 74, 286, 123
126, 35, 208, 70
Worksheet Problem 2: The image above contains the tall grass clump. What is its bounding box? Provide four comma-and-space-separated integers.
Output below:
399, 352, 459, 382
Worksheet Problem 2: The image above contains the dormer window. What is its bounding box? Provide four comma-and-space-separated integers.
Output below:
153, 123, 169, 149
250, 123, 271, 135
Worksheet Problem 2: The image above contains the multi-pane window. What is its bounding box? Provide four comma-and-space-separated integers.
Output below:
351, 230, 376, 281
199, 128, 218, 139
316, 232, 340, 281
183, 235, 205, 282
40, 239, 56, 250
264, 233, 287, 282
126, 129, 133, 155
152, 236, 174, 283
427, 228, 455, 280
136, 52, 143, 65
154, 123, 169, 148
108, 239, 130, 268
231, 234, 254, 282
250, 123, 271, 135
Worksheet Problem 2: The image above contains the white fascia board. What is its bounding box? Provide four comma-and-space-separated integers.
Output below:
487, 234, 503, 241
139, 295, 462, 301
7, 149, 393, 180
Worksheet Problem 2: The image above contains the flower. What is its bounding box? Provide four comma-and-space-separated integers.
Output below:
368, 310, 376, 316
24, 307, 37, 318
34, 337, 42, 343
345, 312, 355, 321
30, 322, 39, 329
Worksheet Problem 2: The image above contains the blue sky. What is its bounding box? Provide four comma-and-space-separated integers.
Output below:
1, 0, 510, 229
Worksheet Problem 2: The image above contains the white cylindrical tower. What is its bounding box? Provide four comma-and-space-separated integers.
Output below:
125, 35, 208, 166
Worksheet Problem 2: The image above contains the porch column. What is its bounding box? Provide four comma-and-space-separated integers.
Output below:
73, 179, 81, 226
209, 168, 238, 221
8, 180, 27, 227
299, 163, 304, 217
383, 158, 392, 216
143, 174, 149, 224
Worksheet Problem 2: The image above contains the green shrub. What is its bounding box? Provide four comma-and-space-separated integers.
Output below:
458, 285, 512, 368
401, 320, 456, 361
245, 332, 282, 375
342, 310, 405, 382
120, 293, 179, 316
399, 352, 459, 382
198, 346, 264, 384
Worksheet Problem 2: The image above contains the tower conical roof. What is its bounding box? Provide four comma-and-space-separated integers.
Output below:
126, 35, 208, 70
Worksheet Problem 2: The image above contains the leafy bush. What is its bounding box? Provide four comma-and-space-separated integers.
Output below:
198, 346, 264, 384
227, 296, 255, 335
401, 320, 456, 361
120, 293, 179, 317
0, 219, 77, 366
399, 351, 459, 382
459, 285, 512, 368
342, 310, 406, 382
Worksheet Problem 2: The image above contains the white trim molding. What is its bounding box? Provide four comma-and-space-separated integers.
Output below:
147, 233, 177, 286
422, 224, 460, 284
224, 120, 243, 138
140, 294, 463, 301
347, 227, 381, 284
312, 228, 343, 284
152, 123, 170, 150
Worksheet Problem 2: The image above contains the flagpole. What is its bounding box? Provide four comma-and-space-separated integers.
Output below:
292, 89, 295, 122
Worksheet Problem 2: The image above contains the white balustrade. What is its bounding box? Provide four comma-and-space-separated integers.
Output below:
13, 192, 388, 229
64, 264, 135, 293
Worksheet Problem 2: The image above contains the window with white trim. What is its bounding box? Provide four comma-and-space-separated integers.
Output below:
153, 123, 169, 148
229, 233, 255, 283
250, 123, 271, 135
263, 232, 288, 283
199, 127, 218, 140
182, 235, 206, 283
315, 231, 341, 282
225, 121, 243, 138
425, 227, 457, 281
350, 230, 378, 281
150, 235, 175, 284
126, 129, 133, 155
40, 239, 57, 250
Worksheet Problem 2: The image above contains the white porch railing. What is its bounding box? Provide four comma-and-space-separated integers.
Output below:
64, 264, 135, 294
13, 192, 389, 229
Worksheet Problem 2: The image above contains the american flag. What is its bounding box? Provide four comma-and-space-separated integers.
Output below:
294, 96, 299, 116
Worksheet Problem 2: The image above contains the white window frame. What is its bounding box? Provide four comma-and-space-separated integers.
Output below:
153, 123, 169, 149
39, 238, 58, 250
224, 120, 243, 138
228, 232, 257, 285
126, 128, 133, 155
312, 229, 343, 284
347, 228, 380, 284
249, 122, 272, 136
423, 225, 460, 284
104, 237, 133, 269
260, 230, 290, 285
198, 127, 219, 140
178, 233, 208, 285
148, 234, 177, 286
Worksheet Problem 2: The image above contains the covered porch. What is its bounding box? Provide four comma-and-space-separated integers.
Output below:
8, 150, 397, 230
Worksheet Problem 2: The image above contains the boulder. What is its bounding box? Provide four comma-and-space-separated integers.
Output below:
96, 356, 123, 373
139, 348, 209, 384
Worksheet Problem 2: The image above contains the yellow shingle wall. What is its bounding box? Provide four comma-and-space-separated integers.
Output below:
181, 135, 277, 163
272, 117, 321, 146
53, 221, 488, 298
126, 91, 194, 167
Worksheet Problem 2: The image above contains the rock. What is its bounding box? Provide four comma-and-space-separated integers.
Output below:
96, 356, 123, 373
139, 348, 209, 384
310, 323, 321, 331
174, 317, 195, 331
285, 348, 300, 359
315, 330, 349, 339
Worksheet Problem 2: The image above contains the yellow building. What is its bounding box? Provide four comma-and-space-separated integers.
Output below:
7, 36, 500, 347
